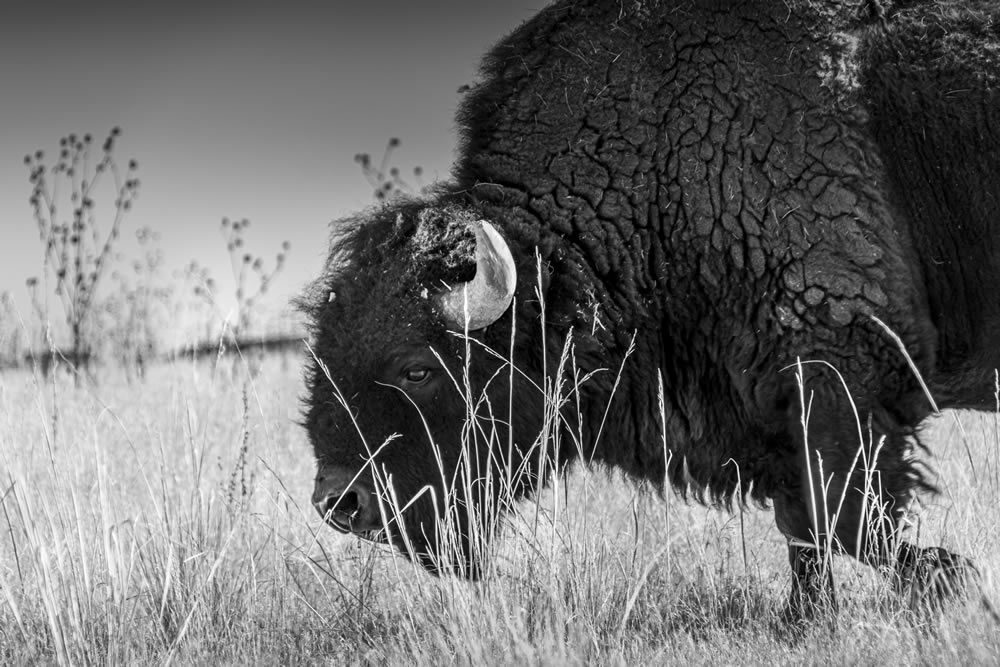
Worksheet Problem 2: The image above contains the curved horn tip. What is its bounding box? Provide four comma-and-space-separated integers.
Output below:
435, 220, 517, 330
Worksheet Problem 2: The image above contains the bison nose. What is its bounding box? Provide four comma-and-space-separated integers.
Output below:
312, 468, 382, 534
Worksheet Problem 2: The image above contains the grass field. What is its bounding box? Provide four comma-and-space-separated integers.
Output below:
1, 355, 998, 665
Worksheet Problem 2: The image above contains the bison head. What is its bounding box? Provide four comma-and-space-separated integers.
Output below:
301, 202, 552, 576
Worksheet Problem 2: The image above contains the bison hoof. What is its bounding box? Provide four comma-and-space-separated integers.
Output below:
895, 545, 980, 613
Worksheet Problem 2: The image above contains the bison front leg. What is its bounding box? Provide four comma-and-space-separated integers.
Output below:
775, 380, 978, 621
771, 380, 886, 623
774, 489, 837, 623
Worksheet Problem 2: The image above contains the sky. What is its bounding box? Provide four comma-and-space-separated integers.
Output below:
0, 0, 548, 339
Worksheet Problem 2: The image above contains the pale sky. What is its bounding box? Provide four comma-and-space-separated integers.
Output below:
0, 0, 547, 340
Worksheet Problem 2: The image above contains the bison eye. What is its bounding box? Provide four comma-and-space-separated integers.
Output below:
403, 368, 430, 385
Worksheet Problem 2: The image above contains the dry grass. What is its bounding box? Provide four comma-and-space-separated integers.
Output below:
0, 355, 998, 665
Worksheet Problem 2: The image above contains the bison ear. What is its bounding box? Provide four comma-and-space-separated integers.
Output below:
434, 221, 517, 331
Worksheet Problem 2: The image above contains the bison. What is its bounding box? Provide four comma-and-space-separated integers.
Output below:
301, 0, 1000, 619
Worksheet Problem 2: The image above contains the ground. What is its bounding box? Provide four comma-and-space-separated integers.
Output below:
0, 356, 997, 664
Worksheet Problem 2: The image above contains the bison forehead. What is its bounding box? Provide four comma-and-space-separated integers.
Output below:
310, 280, 434, 377
319, 208, 478, 307
322, 292, 438, 354
407, 207, 478, 286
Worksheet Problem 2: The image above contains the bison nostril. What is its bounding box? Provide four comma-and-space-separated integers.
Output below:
315, 490, 350, 517
315, 487, 379, 533
331, 490, 361, 518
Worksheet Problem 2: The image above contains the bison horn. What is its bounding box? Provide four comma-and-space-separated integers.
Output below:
434, 221, 516, 330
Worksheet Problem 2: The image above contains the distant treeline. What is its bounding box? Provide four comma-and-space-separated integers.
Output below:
2, 334, 306, 374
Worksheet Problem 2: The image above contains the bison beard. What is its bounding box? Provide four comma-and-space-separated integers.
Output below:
301, 0, 1000, 620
